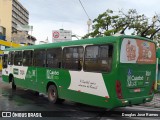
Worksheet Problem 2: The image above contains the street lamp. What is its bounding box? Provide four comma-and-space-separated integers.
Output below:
87, 19, 92, 34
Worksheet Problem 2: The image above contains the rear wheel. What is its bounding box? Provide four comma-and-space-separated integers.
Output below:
47, 85, 65, 104
57, 98, 65, 103
34, 91, 39, 96
48, 85, 58, 103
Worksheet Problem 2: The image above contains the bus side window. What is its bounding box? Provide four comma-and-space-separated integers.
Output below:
34, 49, 46, 67
3, 54, 8, 68
14, 51, 23, 66
99, 45, 113, 72
63, 46, 83, 71
23, 50, 33, 66
84, 45, 113, 72
46, 48, 62, 68
8, 51, 14, 65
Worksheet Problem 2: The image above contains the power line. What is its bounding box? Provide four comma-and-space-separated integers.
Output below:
78, 0, 90, 19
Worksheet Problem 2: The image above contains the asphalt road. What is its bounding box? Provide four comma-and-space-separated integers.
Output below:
0, 77, 159, 120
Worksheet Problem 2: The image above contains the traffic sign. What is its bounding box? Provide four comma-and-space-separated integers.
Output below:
52, 31, 60, 38
52, 30, 72, 42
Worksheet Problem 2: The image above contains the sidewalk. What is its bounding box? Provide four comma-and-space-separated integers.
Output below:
141, 93, 160, 108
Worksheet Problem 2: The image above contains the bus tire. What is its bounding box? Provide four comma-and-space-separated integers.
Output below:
34, 91, 39, 96
57, 99, 65, 103
11, 77, 16, 90
48, 85, 58, 103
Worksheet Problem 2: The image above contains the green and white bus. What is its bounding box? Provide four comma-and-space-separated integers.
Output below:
2, 35, 156, 109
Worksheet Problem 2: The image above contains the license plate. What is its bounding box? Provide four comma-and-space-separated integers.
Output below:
134, 88, 141, 92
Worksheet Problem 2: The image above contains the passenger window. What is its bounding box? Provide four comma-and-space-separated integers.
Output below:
63, 46, 83, 70
8, 51, 14, 65
34, 49, 46, 67
14, 51, 23, 66
47, 48, 62, 68
3, 54, 8, 68
84, 45, 113, 72
23, 50, 33, 66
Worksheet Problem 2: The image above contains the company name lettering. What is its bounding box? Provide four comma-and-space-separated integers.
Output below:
47, 70, 59, 75
131, 76, 144, 81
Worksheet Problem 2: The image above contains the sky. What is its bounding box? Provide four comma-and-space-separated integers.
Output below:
18, 0, 160, 44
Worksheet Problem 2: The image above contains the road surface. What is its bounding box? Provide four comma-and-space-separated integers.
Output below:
0, 77, 159, 120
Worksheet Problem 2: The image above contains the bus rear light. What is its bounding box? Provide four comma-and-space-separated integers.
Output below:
149, 82, 155, 95
116, 80, 123, 99
121, 100, 128, 104
145, 98, 151, 101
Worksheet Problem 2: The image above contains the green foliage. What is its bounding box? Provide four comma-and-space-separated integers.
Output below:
83, 9, 160, 42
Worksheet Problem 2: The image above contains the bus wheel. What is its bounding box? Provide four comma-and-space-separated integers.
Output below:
57, 99, 65, 103
11, 78, 16, 90
48, 85, 58, 103
34, 91, 39, 96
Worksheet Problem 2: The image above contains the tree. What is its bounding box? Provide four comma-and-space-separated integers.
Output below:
83, 9, 160, 41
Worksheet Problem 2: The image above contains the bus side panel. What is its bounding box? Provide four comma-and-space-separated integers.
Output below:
2, 67, 10, 83
47, 69, 72, 98
2, 75, 9, 83
36, 69, 71, 95
24, 66, 37, 91
10, 66, 29, 89
57, 70, 119, 109
57, 70, 116, 109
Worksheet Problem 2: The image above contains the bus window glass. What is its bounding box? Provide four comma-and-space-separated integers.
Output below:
14, 51, 23, 66
47, 48, 62, 68
34, 50, 46, 67
8, 51, 14, 65
2, 54, 8, 68
63, 46, 83, 70
120, 38, 156, 64
23, 50, 33, 66
84, 45, 113, 72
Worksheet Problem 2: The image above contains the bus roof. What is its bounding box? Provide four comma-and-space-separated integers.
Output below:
4, 35, 154, 51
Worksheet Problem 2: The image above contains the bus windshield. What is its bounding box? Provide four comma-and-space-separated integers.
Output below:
120, 38, 156, 64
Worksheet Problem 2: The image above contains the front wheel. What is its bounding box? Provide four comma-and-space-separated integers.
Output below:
48, 85, 58, 103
